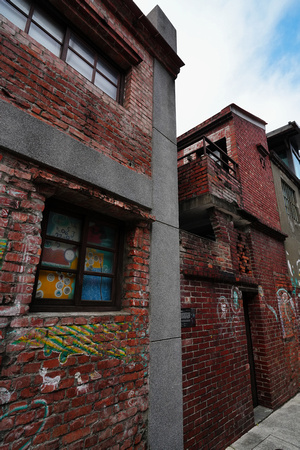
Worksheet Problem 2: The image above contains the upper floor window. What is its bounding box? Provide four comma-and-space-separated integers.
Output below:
0, 0, 122, 101
281, 179, 299, 222
31, 200, 124, 312
291, 144, 300, 180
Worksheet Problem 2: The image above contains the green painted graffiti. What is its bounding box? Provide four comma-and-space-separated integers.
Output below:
0, 399, 48, 449
13, 322, 132, 363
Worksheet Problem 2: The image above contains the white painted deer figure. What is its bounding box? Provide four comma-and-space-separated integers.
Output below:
39, 367, 61, 391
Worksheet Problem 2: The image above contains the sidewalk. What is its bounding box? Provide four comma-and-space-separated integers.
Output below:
226, 393, 300, 449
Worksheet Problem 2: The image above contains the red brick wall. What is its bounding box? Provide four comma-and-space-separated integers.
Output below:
178, 124, 241, 207
180, 222, 299, 449
181, 278, 254, 450
249, 228, 299, 408
0, 6, 153, 176
0, 150, 150, 449
233, 115, 281, 230
178, 156, 209, 203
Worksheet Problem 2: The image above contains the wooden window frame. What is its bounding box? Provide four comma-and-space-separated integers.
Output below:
31, 199, 124, 313
1, 0, 124, 102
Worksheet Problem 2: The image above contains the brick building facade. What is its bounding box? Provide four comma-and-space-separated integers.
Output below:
268, 122, 300, 299
0, 1, 184, 448
1, 1, 299, 449
178, 105, 300, 449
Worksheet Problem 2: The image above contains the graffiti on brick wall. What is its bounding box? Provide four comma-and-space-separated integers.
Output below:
0, 398, 48, 449
13, 322, 133, 363
74, 370, 101, 395
39, 367, 61, 391
258, 285, 278, 323
0, 387, 11, 405
276, 288, 297, 339
286, 252, 300, 296
217, 286, 243, 339
0, 238, 7, 264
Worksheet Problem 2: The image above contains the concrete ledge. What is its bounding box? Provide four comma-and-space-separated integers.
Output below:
0, 100, 152, 210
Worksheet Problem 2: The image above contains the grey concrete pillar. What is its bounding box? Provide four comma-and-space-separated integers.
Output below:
147, 7, 184, 450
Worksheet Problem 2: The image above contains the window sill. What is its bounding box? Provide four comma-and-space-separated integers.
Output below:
28, 310, 130, 318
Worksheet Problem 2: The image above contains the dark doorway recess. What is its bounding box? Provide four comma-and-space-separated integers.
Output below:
243, 292, 258, 407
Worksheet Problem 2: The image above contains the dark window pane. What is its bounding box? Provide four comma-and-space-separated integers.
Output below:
42, 240, 79, 269
36, 270, 76, 299
32, 6, 64, 42
87, 221, 116, 248
29, 22, 62, 56
85, 248, 114, 273
46, 212, 82, 242
82, 275, 112, 301
95, 72, 117, 99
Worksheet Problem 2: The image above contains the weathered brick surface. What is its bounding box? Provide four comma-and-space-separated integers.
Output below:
0, 147, 150, 449
0, 0, 156, 445
178, 106, 300, 449
0, 3, 153, 176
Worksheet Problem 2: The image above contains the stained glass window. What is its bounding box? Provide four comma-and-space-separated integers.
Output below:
32, 200, 122, 312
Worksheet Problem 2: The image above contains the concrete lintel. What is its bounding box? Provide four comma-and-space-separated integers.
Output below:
0, 100, 152, 210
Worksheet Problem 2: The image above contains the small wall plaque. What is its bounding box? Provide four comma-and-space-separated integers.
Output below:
181, 308, 196, 328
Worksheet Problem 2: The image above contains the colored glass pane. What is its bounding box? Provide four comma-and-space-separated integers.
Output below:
42, 240, 78, 269
36, 271, 75, 299
81, 275, 112, 301
87, 221, 115, 248
85, 248, 114, 273
46, 212, 82, 242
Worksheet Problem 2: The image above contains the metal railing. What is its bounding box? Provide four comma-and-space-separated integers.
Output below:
178, 136, 239, 180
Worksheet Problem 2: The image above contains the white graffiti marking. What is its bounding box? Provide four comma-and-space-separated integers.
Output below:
39, 368, 61, 391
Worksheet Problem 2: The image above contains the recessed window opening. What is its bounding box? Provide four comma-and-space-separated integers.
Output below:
180, 211, 216, 241
281, 180, 299, 222
207, 137, 229, 171
31, 200, 124, 312
0, 0, 123, 101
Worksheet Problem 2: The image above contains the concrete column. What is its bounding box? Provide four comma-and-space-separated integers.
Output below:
147, 7, 184, 449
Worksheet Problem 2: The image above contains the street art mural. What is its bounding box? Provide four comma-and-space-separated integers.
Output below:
0, 238, 7, 267
217, 286, 243, 339
0, 398, 48, 449
286, 251, 300, 296
39, 367, 61, 391
0, 319, 148, 447
258, 285, 279, 323
276, 288, 297, 339
13, 322, 133, 363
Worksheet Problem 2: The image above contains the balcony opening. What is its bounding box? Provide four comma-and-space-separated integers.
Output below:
180, 210, 216, 241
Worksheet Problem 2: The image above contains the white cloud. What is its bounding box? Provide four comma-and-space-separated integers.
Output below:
134, 0, 300, 135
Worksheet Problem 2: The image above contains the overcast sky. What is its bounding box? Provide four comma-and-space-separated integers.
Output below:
134, 0, 300, 136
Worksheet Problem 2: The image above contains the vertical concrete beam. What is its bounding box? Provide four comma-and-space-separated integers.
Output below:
147, 6, 184, 450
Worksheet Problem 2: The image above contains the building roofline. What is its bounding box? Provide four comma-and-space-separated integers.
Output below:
267, 121, 300, 148
49, 0, 184, 78
177, 104, 266, 151
101, 0, 185, 78
230, 104, 267, 128
270, 150, 300, 189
